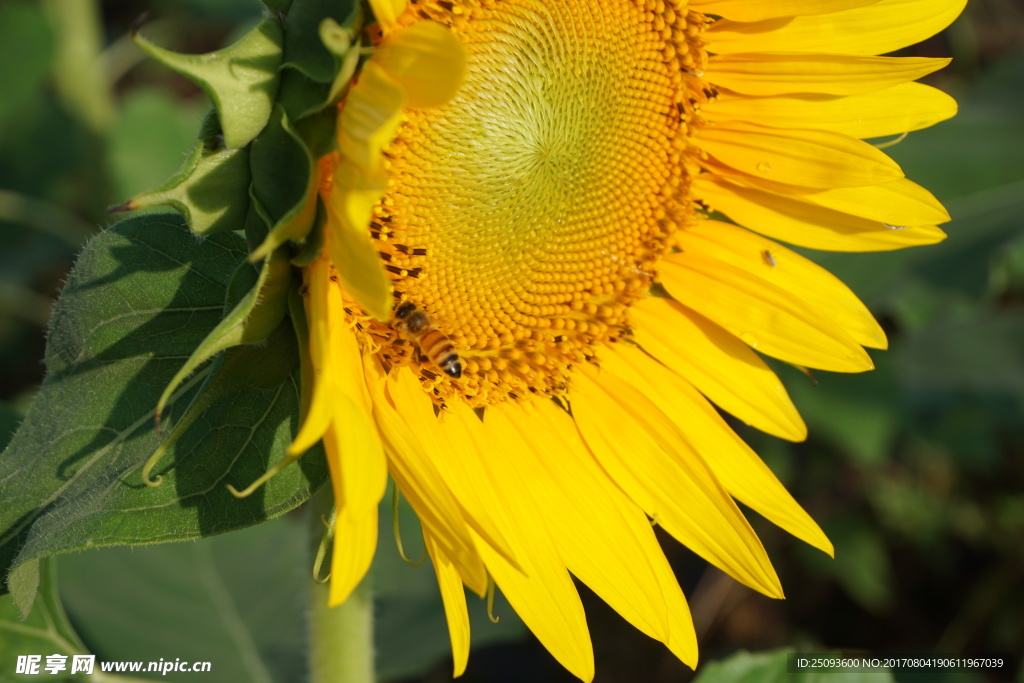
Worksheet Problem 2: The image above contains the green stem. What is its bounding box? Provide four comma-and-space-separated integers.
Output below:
308, 493, 375, 683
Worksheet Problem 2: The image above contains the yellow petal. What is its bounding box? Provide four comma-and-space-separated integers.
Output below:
338, 62, 405, 173
452, 410, 595, 682
798, 178, 952, 227
368, 0, 407, 34
708, 54, 950, 97
289, 262, 389, 518
572, 367, 783, 598
387, 371, 521, 571
659, 254, 874, 372
691, 0, 879, 22
697, 121, 903, 189
709, 83, 958, 140
737, 172, 950, 226
322, 364, 387, 515
363, 360, 488, 594
289, 259, 337, 455
650, 539, 699, 667
326, 502, 378, 606
632, 297, 807, 441
678, 220, 886, 349
695, 172, 948, 252
425, 532, 471, 678
376, 21, 467, 109
323, 158, 393, 321
487, 402, 698, 664
471, 527, 594, 682
707, 0, 967, 57
519, 402, 697, 666
604, 346, 834, 557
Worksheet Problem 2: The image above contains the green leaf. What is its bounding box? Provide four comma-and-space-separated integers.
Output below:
0, 214, 326, 610
0, 559, 91, 682
124, 115, 252, 236
153, 248, 291, 425
0, 402, 20, 452
693, 649, 895, 683
248, 106, 319, 261
134, 15, 284, 149
0, 2, 54, 128
59, 518, 307, 682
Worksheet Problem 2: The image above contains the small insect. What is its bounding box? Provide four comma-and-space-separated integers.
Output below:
760, 249, 777, 267
393, 301, 462, 379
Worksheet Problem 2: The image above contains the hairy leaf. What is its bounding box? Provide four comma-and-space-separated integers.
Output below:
0, 215, 326, 612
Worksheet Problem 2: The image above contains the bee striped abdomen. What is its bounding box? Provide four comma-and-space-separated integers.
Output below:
393, 301, 463, 379
420, 330, 462, 378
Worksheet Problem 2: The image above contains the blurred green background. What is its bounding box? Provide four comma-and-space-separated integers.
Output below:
0, 0, 1021, 681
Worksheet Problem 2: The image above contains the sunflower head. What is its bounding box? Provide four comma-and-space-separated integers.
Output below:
126, 0, 964, 678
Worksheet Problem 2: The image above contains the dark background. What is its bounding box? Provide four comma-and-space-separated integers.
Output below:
0, 1, 1021, 681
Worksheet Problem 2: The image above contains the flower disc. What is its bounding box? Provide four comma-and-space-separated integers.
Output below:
369, 0, 701, 407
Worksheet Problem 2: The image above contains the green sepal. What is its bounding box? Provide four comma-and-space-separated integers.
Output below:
281, 0, 359, 83
276, 3, 364, 121
246, 190, 274, 256
154, 247, 292, 427
322, 17, 365, 108
291, 199, 327, 267
277, 70, 334, 123
296, 105, 339, 158
133, 14, 284, 149
121, 115, 251, 235
287, 283, 314, 428
249, 105, 319, 261
261, 0, 294, 13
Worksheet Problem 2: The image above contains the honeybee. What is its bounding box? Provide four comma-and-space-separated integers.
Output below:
393, 301, 462, 379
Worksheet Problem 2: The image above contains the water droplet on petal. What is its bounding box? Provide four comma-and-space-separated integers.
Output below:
882, 222, 907, 230
739, 332, 759, 348
756, 162, 771, 173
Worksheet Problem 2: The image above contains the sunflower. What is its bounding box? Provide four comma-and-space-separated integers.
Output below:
290, 0, 963, 678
